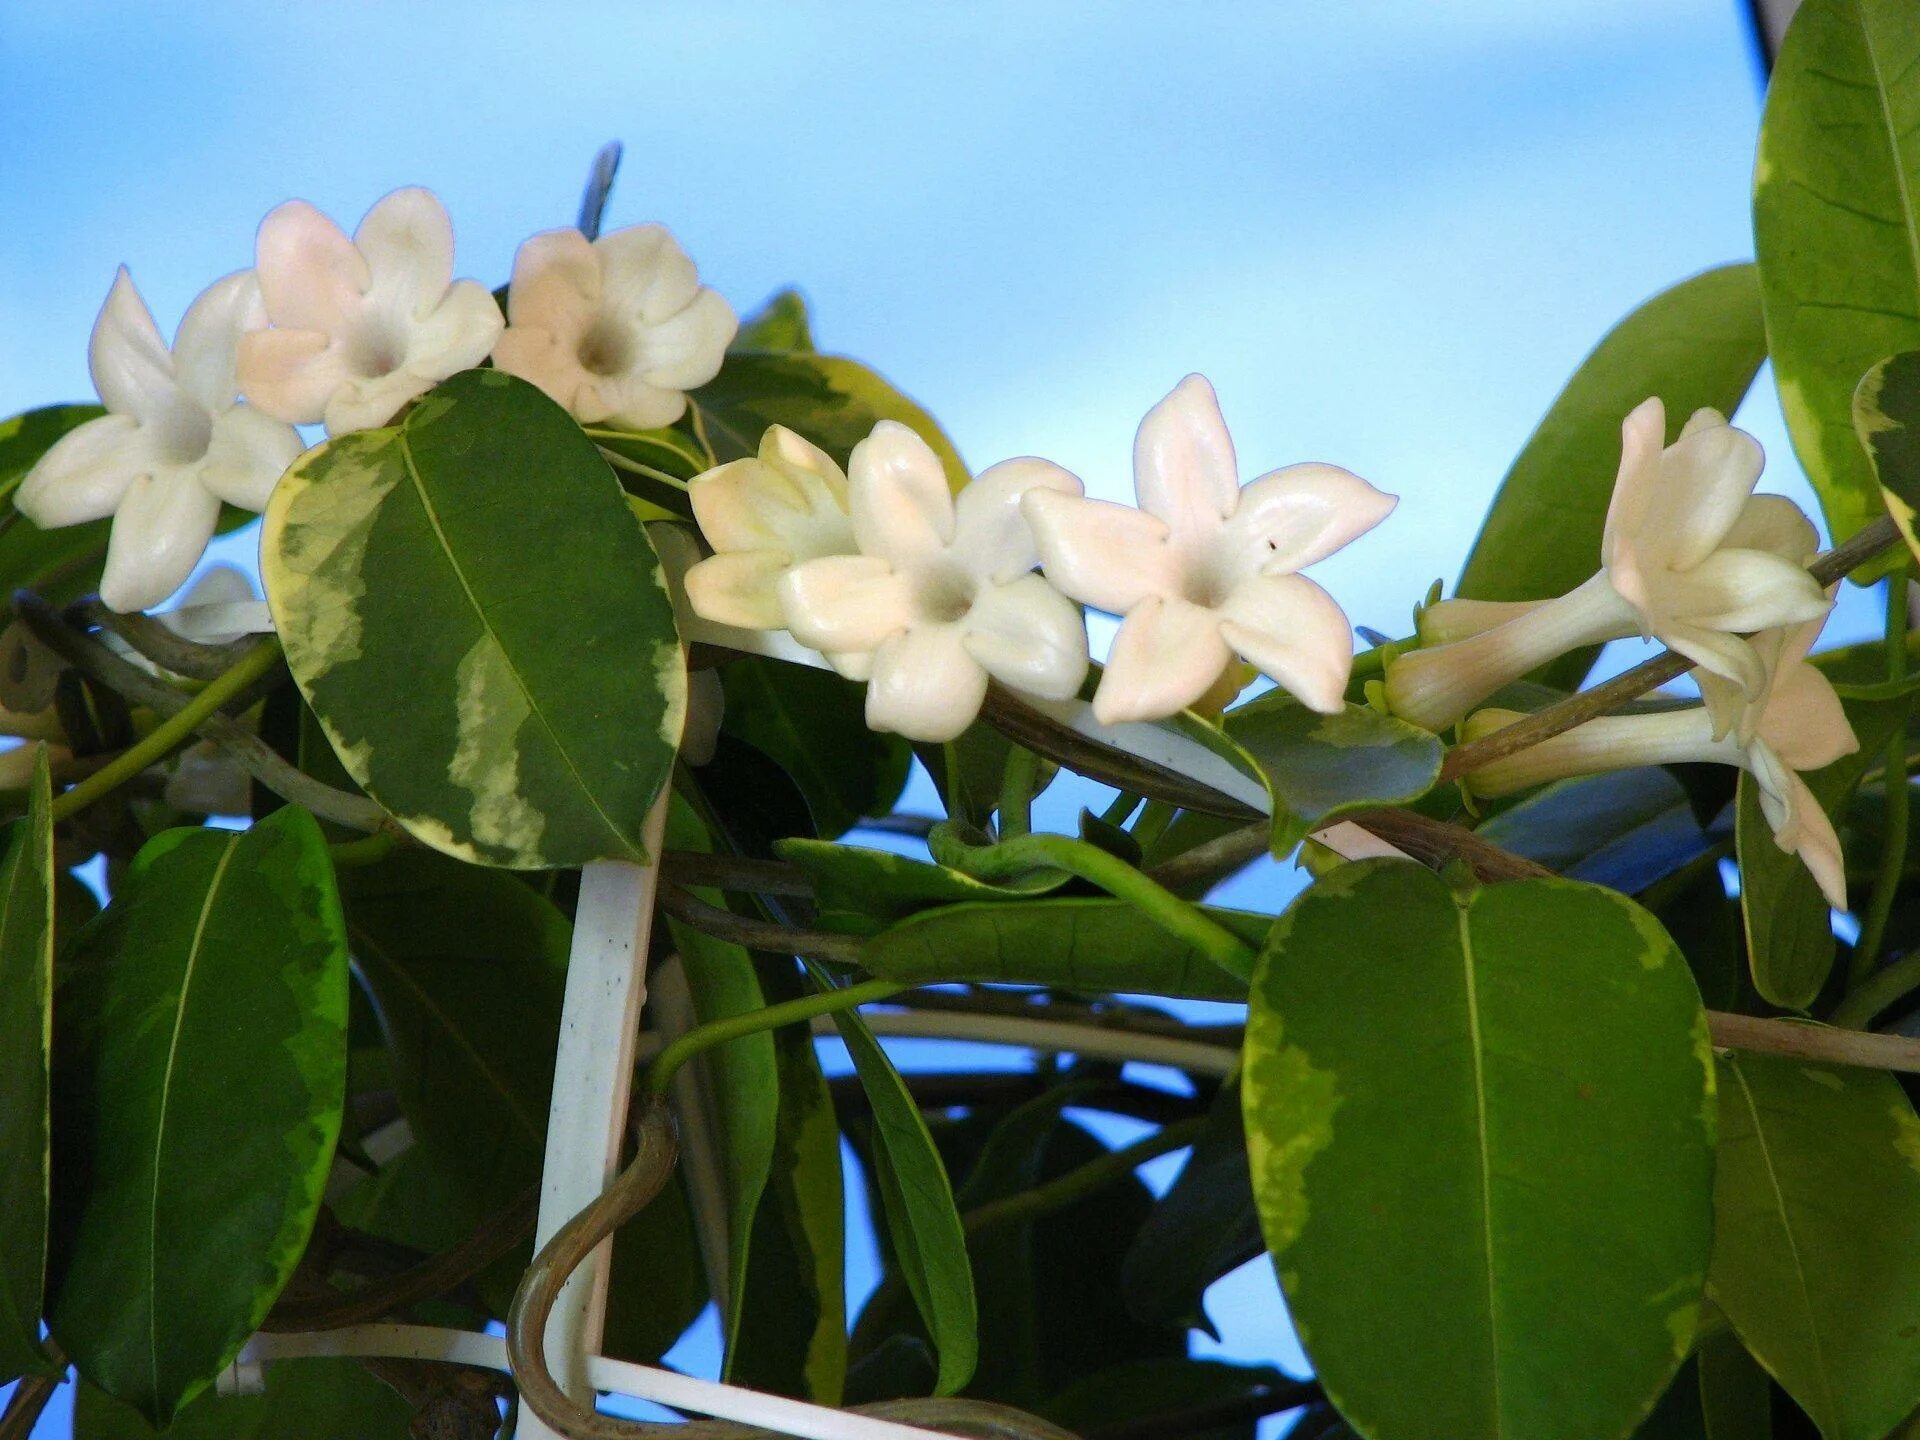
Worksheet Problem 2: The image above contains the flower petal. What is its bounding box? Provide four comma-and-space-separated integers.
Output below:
849, 421, 953, 565
171, 270, 266, 414
1759, 659, 1857, 772
597, 224, 700, 322
1655, 548, 1831, 632
16, 414, 148, 526
237, 327, 349, 426
255, 200, 370, 332
684, 550, 792, 631
1225, 462, 1397, 578
1720, 494, 1819, 563
1024, 489, 1177, 613
1600, 397, 1667, 568
588, 373, 687, 430
89, 269, 176, 423
779, 554, 914, 653
1657, 621, 1765, 698
490, 326, 586, 414
324, 369, 432, 436
1417, 596, 1546, 645
865, 625, 989, 742
951, 457, 1082, 582
404, 279, 505, 379
690, 448, 852, 561
356, 187, 457, 318
1217, 572, 1355, 713
196, 405, 303, 511
961, 573, 1089, 700
1751, 748, 1847, 910
1134, 374, 1239, 539
1093, 596, 1233, 725
1649, 420, 1765, 572
639, 288, 737, 390
98, 471, 222, 613
506, 228, 600, 337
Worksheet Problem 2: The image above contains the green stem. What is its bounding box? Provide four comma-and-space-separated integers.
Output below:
948, 832, 1257, 978
1129, 800, 1176, 851
1852, 565, 1912, 986
595, 445, 691, 490
997, 746, 1040, 839
329, 830, 400, 869
962, 1116, 1208, 1236
1833, 948, 1920, 1029
48, 638, 282, 822
1098, 790, 1143, 827
647, 976, 905, 1097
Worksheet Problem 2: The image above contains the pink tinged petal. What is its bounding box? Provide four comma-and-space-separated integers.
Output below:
638, 289, 738, 390
589, 373, 687, 431
950, 458, 1083, 582
1649, 421, 1766, 571
195, 405, 302, 511
1224, 463, 1397, 578
849, 422, 954, 564
1216, 572, 1355, 713
597, 225, 700, 322
1023, 489, 1177, 613
171, 270, 267, 413
1655, 549, 1831, 632
237, 327, 350, 425
324, 369, 432, 436
255, 200, 370, 332
1417, 596, 1545, 645
960, 574, 1089, 700
98, 472, 222, 613
1134, 374, 1239, 539
684, 551, 791, 630
1758, 661, 1857, 772
1657, 621, 1766, 698
1680, 407, 1728, 438
16, 414, 148, 526
89, 269, 176, 423
864, 626, 989, 743
506, 228, 600, 336
1753, 755, 1847, 910
1092, 596, 1233, 725
1720, 494, 1820, 564
355, 187, 457, 318
778, 554, 914, 653
403, 279, 505, 380
490, 326, 583, 411
1600, 397, 1667, 567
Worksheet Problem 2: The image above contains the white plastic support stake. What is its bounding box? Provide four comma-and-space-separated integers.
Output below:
518, 797, 670, 1440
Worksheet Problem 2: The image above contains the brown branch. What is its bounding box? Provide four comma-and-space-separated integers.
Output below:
67, 597, 261, 681
1706, 1012, 1920, 1074
0, 1371, 61, 1440
658, 884, 865, 965
660, 850, 813, 898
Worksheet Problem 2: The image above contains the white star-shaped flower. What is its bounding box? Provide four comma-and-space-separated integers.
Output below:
1021, 375, 1395, 724
17, 268, 302, 613
492, 223, 736, 430
777, 421, 1089, 742
236, 187, 504, 435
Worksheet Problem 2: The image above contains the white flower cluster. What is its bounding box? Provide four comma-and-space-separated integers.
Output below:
681, 375, 1397, 743
19, 187, 736, 613
1383, 399, 1856, 904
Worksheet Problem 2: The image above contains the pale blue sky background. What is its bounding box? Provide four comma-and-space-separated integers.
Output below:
2, 2, 1806, 1434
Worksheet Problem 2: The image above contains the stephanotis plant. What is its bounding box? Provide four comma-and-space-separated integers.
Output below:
14, 7, 1920, 1440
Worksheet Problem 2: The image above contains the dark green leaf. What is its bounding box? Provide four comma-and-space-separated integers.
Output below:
1456, 265, 1766, 685
1697, 1328, 1771, 1440
777, 838, 1066, 932
818, 981, 976, 1395
1245, 861, 1715, 1440
1477, 768, 1712, 894
263, 369, 685, 869
861, 897, 1266, 1001
691, 351, 968, 492
52, 808, 349, 1423
733, 289, 816, 353
1223, 694, 1442, 854
1756, 0, 1920, 562
719, 658, 910, 838
76, 1357, 413, 1439
1042, 1357, 1307, 1440
1737, 694, 1904, 1007
340, 847, 570, 1206
1709, 1053, 1920, 1440
0, 750, 53, 1383
1854, 349, 1920, 566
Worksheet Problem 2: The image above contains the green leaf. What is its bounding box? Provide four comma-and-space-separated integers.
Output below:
594, 425, 711, 483
0, 749, 53, 1384
51, 808, 349, 1424
719, 658, 910, 838
1855, 349, 1920, 565
76, 1357, 413, 1439
777, 838, 1067, 932
1041, 1358, 1304, 1440
691, 350, 969, 492
262, 368, 686, 870
1456, 265, 1766, 685
1756, 0, 1920, 561
861, 897, 1267, 1001
1709, 1053, 1920, 1440
340, 847, 570, 1207
1697, 1329, 1771, 1440
816, 975, 977, 1395
1737, 693, 1905, 1007
1223, 693, 1442, 854
1245, 861, 1715, 1440
1477, 768, 1712, 894
733, 289, 816, 352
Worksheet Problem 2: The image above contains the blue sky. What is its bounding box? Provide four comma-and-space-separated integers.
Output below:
3, 3, 1795, 1434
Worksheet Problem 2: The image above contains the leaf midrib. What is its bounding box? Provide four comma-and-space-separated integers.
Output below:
1856, 4, 1920, 321
145, 834, 241, 1401
1457, 898, 1506, 1434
